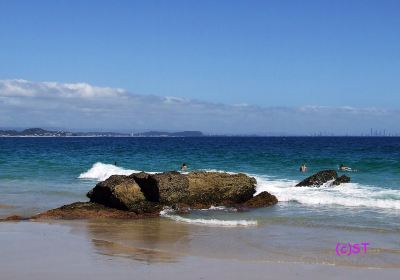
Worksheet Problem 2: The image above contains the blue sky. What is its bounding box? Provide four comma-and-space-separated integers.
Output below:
0, 0, 399, 134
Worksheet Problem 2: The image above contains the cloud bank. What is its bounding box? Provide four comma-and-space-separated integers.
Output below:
0, 79, 399, 135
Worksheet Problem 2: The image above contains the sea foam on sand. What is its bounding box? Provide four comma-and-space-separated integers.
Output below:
160, 207, 257, 227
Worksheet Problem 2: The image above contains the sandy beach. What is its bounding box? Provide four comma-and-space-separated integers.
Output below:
0, 220, 398, 280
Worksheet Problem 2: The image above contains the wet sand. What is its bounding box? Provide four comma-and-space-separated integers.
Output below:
1, 220, 399, 280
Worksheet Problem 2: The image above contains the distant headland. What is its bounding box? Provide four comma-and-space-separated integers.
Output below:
1, 128, 398, 137
0, 128, 204, 137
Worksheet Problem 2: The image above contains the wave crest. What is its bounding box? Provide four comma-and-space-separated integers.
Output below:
160, 208, 257, 227
254, 175, 400, 210
78, 162, 140, 181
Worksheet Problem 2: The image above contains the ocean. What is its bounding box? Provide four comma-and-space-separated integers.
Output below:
1, 137, 399, 267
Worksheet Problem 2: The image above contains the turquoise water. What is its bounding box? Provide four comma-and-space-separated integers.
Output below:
1, 137, 400, 230
0, 137, 400, 221
1, 137, 400, 183
1, 137, 400, 267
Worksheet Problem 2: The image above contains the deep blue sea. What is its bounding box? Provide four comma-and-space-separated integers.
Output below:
1, 137, 400, 266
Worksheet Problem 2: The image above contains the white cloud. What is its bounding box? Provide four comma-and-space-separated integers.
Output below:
0, 79, 36, 97
0, 79, 399, 135
0, 79, 126, 99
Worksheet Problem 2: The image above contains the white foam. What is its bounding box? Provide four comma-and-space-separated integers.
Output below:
160, 208, 257, 227
78, 162, 141, 181
199, 206, 238, 212
254, 175, 400, 210
199, 169, 238, 175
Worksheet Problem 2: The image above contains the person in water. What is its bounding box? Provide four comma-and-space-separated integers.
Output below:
339, 164, 351, 171
181, 163, 188, 171
299, 163, 307, 172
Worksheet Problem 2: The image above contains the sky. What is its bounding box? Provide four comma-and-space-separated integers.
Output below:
0, 0, 399, 134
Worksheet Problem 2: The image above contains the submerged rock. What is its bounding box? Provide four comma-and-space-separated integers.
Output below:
241, 191, 278, 208
333, 175, 351, 185
296, 170, 338, 187
296, 170, 350, 187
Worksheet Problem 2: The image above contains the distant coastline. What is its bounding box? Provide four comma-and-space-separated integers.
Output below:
1, 127, 399, 137
0, 128, 204, 137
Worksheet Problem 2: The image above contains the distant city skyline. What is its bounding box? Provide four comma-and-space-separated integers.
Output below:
1, 1, 400, 133
1, 126, 400, 137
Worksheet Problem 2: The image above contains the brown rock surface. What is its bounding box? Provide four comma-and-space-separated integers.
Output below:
88, 175, 160, 213
185, 172, 257, 208
129, 171, 189, 204
33, 202, 159, 220
241, 191, 278, 208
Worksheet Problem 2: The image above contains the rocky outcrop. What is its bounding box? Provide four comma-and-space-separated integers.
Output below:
0, 171, 278, 222
86, 171, 278, 214
296, 170, 350, 187
88, 171, 270, 212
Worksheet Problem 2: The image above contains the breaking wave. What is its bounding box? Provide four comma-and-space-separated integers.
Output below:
160, 208, 257, 227
254, 175, 400, 210
78, 162, 142, 181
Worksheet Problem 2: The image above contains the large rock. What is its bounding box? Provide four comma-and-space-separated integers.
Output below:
185, 172, 257, 208
296, 170, 338, 187
74, 171, 276, 218
89, 171, 264, 209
